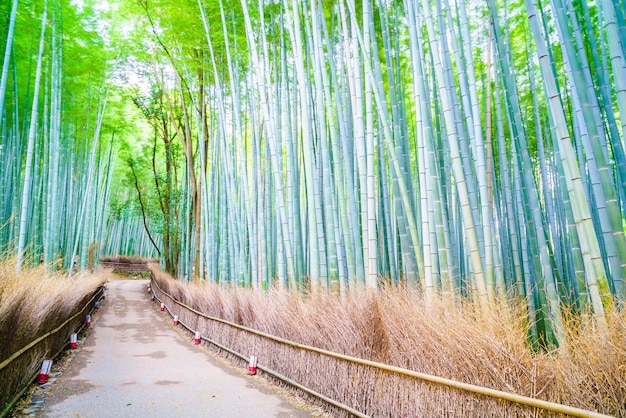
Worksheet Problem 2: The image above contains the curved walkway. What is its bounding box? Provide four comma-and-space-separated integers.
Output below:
39, 279, 311, 418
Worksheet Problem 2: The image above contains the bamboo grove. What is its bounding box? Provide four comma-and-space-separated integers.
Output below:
0, 0, 121, 274
2, 0, 626, 346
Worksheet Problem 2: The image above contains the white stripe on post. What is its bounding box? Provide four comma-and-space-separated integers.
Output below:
247, 354, 258, 375
38, 359, 53, 383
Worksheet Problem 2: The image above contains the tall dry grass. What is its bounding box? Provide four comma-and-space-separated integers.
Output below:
100, 255, 158, 264
0, 259, 105, 413
150, 266, 626, 417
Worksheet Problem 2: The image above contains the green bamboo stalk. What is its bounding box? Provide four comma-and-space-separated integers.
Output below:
240, 0, 296, 287
551, 0, 626, 302
418, 0, 489, 307
17, 1, 48, 271
524, 0, 608, 333
0, 0, 18, 125
68, 90, 108, 276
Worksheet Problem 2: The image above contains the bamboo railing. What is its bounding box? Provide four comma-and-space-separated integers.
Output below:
149, 276, 612, 418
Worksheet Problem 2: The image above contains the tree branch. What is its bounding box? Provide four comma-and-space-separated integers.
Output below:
129, 159, 162, 257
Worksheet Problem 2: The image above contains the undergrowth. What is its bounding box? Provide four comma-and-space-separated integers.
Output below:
0, 259, 105, 413
151, 266, 625, 417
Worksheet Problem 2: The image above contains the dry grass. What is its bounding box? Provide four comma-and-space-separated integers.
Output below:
0, 259, 105, 412
150, 266, 626, 417
100, 255, 158, 264
99, 256, 155, 276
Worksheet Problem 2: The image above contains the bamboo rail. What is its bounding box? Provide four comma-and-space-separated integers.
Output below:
157, 294, 368, 418
150, 276, 614, 418
0, 286, 104, 418
0, 288, 102, 371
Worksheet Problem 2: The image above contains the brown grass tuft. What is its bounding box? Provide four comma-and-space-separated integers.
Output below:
149, 268, 626, 417
100, 255, 157, 264
0, 259, 105, 412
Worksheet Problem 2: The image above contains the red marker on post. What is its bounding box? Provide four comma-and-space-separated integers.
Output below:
38, 359, 53, 383
247, 355, 258, 375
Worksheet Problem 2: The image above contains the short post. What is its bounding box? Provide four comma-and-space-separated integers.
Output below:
86, 314, 91, 327
70, 333, 78, 349
38, 359, 53, 383
173, 315, 179, 326
247, 354, 258, 375
194, 331, 201, 345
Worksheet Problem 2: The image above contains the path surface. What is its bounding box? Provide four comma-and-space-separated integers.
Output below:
40, 279, 311, 418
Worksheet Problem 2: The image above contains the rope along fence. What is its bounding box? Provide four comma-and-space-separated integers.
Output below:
149, 276, 612, 418
0, 286, 104, 418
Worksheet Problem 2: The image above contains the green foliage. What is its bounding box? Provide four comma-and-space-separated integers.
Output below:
2, 0, 625, 348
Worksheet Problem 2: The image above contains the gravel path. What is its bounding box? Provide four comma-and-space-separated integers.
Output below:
39, 279, 312, 418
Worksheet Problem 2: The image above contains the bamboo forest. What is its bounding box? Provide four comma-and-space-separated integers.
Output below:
2, 0, 626, 355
